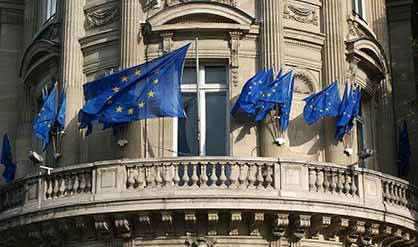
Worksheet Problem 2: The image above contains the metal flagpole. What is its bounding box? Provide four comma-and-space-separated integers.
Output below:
195, 35, 202, 156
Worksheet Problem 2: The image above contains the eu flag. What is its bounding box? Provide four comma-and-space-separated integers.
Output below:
255, 71, 294, 123
399, 121, 411, 177
79, 44, 190, 134
303, 81, 341, 125
33, 85, 57, 151
1, 134, 16, 182
335, 84, 361, 140
56, 86, 66, 131
231, 69, 268, 116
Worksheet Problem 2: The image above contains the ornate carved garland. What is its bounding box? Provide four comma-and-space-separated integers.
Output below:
85, 5, 120, 29
283, 4, 319, 26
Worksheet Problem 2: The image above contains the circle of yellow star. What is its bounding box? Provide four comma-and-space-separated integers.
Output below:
148, 90, 155, 97
113, 87, 120, 93
134, 69, 141, 76
128, 108, 134, 115
153, 79, 159, 85
138, 102, 145, 109
116, 106, 123, 112
121, 75, 128, 82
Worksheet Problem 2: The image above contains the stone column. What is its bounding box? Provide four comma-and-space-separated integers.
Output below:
322, 0, 350, 164
259, 0, 285, 158
59, 0, 85, 166
370, 0, 390, 53
117, 0, 144, 159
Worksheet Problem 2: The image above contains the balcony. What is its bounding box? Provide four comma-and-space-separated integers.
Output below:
0, 157, 416, 246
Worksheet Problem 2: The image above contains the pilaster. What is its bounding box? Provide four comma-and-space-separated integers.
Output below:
259, 0, 285, 158
59, 0, 86, 166
322, 0, 349, 164
117, 0, 144, 159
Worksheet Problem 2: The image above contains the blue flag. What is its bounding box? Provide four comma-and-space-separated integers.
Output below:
231, 69, 269, 116
399, 121, 411, 177
1, 134, 16, 182
303, 81, 341, 125
335, 85, 362, 140
279, 72, 295, 132
79, 44, 190, 134
33, 85, 57, 151
255, 71, 293, 123
56, 86, 66, 131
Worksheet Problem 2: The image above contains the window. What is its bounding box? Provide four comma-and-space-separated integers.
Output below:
352, 0, 365, 19
175, 63, 229, 156
357, 95, 374, 169
41, 0, 56, 24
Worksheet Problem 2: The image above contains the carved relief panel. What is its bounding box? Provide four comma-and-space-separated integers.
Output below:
283, 1, 321, 33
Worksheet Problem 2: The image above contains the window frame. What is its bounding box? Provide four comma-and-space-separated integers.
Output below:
173, 63, 230, 157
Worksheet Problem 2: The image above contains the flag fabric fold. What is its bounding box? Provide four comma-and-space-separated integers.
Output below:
303, 81, 341, 126
1, 134, 16, 182
78, 44, 190, 135
56, 86, 66, 132
335, 84, 361, 141
33, 85, 57, 151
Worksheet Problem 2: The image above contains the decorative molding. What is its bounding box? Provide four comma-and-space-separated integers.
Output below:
161, 32, 174, 53
229, 211, 242, 236
85, 5, 120, 29
229, 31, 241, 87
207, 211, 219, 236
283, 4, 319, 26
293, 69, 316, 94
273, 214, 289, 239
168, 0, 238, 7
250, 212, 265, 236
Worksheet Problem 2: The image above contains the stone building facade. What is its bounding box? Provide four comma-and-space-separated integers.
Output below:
0, 0, 417, 246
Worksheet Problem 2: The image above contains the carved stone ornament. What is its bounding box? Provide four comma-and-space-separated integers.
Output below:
293, 71, 316, 94
168, 0, 238, 7
347, 19, 367, 40
185, 237, 216, 247
283, 4, 319, 26
85, 5, 120, 29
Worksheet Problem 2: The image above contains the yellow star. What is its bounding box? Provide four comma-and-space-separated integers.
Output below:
248, 92, 252, 95
41, 107, 45, 111
116, 106, 123, 112
267, 93, 271, 97
138, 102, 145, 108
134, 69, 141, 76
47, 124, 51, 128
153, 79, 159, 85
121, 75, 128, 82
128, 108, 134, 115
113, 87, 120, 93
148, 90, 155, 97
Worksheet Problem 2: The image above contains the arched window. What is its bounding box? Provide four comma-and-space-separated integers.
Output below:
352, 0, 365, 20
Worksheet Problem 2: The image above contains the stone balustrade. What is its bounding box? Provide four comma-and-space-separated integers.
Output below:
0, 157, 416, 246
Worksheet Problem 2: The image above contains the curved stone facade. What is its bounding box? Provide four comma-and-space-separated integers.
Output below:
0, 0, 416, 246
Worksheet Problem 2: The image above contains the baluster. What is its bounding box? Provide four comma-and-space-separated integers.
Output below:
219, 163, 227, 188
229, 163, 239, 189
155, 164, 163, 188
163, 164, 173, 187
323, 170, 330, 193
59, 175, 66, 197
256, 163, 264, 189
309, 168, 317, 192
127, 168, 136, 190
210, 163, 217, 187
265, 164, 273, 189
200, 163, 208, 188
173, 165, 180, 187
383, 181, 389, 202
330, 170, 337, 194
394, 184, 400, 205
191, 163, 199, 187
316, 168, 324, 192
337, 171, 344, 195
53, 177, 59, 198
146, 166, 155, 188
238, 163, 246, 189
79, 172, 87, 193
66, 175, 73, 196
137, 166, 146, 189
350, 174, 358, 196
85, 171, 92, 193
182, 163, 190, 187
247, 164, 256, 189
73, 174, 80, 194
388, 182, 395, 203
400, 186, 407, 206
343, 173, 351, 196
46, 178, 53, 199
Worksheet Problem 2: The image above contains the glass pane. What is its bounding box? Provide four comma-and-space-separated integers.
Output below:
182, 67, 197, 84
178, 93, 199, 156
205, 92, 227, 155
205, 66, 227, 84
357, 0, 363, 17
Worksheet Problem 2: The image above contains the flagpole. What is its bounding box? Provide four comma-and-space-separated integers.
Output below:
195, 35, 202, 156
